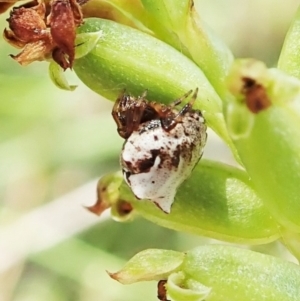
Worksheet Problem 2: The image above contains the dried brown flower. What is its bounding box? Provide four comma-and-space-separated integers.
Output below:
3, 0, 84, 69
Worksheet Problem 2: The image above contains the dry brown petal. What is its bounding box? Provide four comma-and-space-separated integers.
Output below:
3, 28, 26, 48
157, 280, 170, 301
85, 198, 111, 216
48, 0, 83, 69
69, 0, 83, 26
51, 46, 70, 70
4, 1, 55, 65
10, 37, 53, 65
242, 77, 271, 113
7, 2, 47, 43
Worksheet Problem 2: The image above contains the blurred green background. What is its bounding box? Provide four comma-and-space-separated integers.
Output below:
0, 0, 299, 300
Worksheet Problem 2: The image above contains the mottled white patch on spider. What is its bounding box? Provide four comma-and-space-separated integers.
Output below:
112, 88, 207, 213
121, 112, 206, 213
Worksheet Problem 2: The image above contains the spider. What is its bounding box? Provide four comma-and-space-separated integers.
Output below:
112, 88, 207, 213
112, 89, 199, 139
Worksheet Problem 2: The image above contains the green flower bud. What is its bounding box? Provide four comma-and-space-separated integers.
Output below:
140, 0, 234, 97
86, 171, 135, 222
110, 245, 300, 301
49, 61, 77, 91
73, 18, 234, 147
226, 59, 300, 232
109, 249, 185, 284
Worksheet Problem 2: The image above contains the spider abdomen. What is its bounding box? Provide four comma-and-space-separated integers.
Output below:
113, 89, 207, 213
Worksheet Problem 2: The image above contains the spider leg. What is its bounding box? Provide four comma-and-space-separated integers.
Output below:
139, 89, 148, 99
161, 88, 198, 131
123, 104, 135, 138
170, 89, 193, 107
112, 90, 125, 131
113, 90, 150, 139
130, 98, 147, 132
145, 89, 193, 121
177, 87, 198, 115
112, 90, 135, 139
132, 90, 149, 126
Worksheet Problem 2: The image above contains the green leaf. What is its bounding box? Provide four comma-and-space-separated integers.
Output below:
278, 5, 300, 79
81, 0, 152, 33
120, 159, 279, 244
49, 61, 77, 91
109, 249, 185, 284
74, 18, 237, 154
141, 0, 234, 97
74, 18, 221, 112
110, 245, 300, 300
182, 245, 300, 301
226, 101, 254, 139
75, 31, 103, 59
280, 227, 300, 261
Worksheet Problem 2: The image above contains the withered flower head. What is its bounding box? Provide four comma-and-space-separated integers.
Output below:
3, 0, 84, 69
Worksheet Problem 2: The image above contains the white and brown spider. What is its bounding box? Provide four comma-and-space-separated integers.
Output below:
112, 89, 207, 213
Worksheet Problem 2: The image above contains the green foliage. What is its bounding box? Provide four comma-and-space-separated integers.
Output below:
2, 1, 300, 301
120, 160, 279, 243
112, 246, 300, 301
70, 1, 300, 300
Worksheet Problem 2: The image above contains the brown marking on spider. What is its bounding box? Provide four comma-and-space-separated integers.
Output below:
112, 89, 199, 139
241, 77, 271, 113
